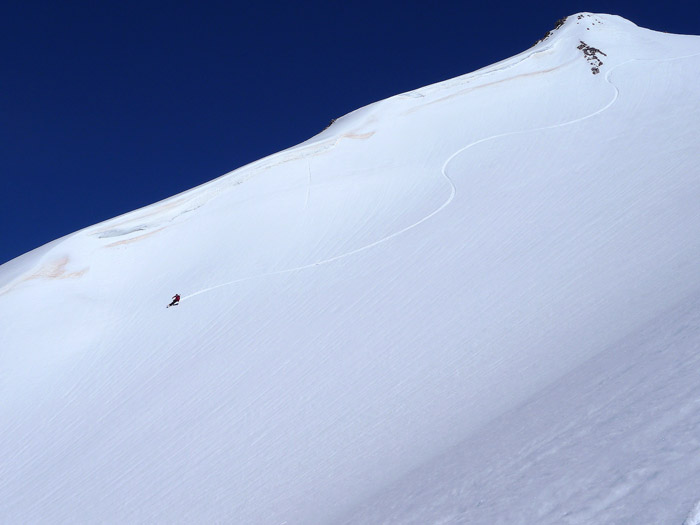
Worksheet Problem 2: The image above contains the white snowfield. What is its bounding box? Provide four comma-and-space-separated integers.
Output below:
1, 13, 700, 524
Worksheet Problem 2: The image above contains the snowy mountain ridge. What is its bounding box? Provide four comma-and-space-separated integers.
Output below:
2, 13, 700, 524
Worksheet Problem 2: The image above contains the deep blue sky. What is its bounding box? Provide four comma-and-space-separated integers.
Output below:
2, 1, 698, 264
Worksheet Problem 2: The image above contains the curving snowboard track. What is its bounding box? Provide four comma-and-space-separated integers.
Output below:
184, 52, 698, 302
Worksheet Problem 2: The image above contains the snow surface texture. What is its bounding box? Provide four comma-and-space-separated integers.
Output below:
2, 13, 700, 524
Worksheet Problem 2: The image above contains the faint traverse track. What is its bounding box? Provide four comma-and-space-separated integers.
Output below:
184, 52, 700, 303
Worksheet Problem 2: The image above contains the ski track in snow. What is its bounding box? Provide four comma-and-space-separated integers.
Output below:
183, 51, 700, 303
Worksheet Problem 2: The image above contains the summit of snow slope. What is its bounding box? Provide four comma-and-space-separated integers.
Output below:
2, 13, 700, 523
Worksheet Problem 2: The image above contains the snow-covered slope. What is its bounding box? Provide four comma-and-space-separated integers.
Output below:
2, 13, 700, 523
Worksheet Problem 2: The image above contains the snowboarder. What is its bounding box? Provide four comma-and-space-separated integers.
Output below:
167, 294, 180, 308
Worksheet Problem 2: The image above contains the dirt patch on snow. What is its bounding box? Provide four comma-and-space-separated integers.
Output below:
343, 131, 375, 140
403, 61, 573, 114
0, 256, 90, 295
22, 257, 88, 280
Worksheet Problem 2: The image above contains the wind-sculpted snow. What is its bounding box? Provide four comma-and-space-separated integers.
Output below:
344, 291, 700, 524
1, 13, 700, 524
685, 499, 700, 525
